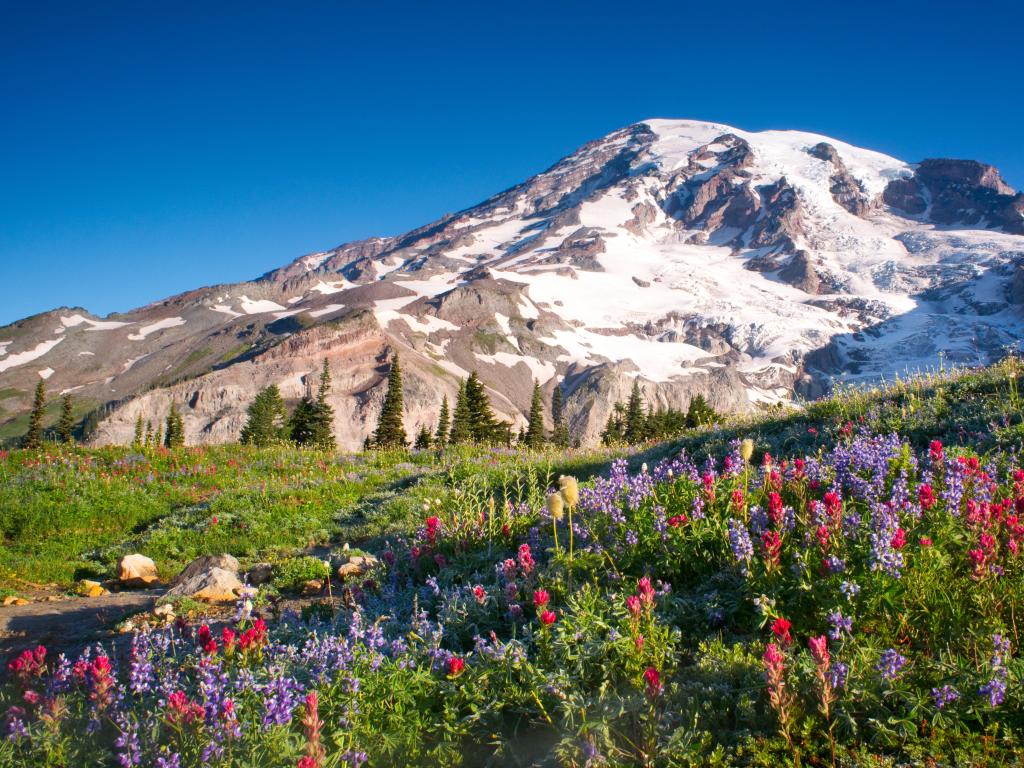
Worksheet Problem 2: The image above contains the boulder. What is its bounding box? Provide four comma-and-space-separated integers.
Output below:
166, 567, 243, 602
118, 553, 159, 587
78, 580, 108, 598
170, 554, 239, 588
245, 562, 274, 586
336, 554, 379, 580
302, 579, 324, 596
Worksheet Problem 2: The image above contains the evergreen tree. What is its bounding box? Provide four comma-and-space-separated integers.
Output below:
601, 402, 627, 446
434, 395, 450, 447
414, 425, 432, 450
551, 382, 569, 448
164, 402, 185, 448
308, 359, 337, 450
23, 380, 46, 449
133, 413, 145, 448
240, 385, 288, 447
464, 372, 500, 443
524, 380, 546, 449
373, 354, 407, 448
58, 394, 75, 444
448, 380, 472, 445
154, 423, 163, 449
685, 393, 718, 429
289, 397, 318, 446
624, 380, 646, 444
144, 420, 153, 448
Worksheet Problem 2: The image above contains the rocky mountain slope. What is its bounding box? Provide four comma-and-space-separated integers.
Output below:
2, 119, 1023, 448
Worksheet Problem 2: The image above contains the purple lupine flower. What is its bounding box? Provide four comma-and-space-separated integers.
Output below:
827, 661, 849, 690
932, 685, 960, 709
727, 519, 753, 576
114, 712, 142, 767
827, 610, 853, 640
979, 634, 1011, 706
877, 648, 908, 682
156, 753, 182, 768
839, 580, 861, 600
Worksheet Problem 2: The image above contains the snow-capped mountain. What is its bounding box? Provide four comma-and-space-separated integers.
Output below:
2, 119, 1023, 447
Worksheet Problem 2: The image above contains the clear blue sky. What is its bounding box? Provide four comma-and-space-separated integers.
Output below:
2, 0, 1022, 325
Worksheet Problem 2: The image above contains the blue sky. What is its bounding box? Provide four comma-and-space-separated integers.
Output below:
2, 0, 1021, 324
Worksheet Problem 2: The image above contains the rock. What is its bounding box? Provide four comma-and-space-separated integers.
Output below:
13, 598, 29, 606
302, 579, 324, 596
245, 562, 274, 586
2, 595, 19, 606
170, 554, 240, 588
336, 554, 378, 580
166, 567, 243, 602
78, 580, 108, 598
118, 553, 159, 587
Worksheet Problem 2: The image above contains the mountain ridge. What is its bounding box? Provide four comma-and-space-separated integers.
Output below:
2, 118, 1023, 448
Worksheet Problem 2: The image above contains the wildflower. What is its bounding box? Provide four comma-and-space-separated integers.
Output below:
919, 537, 932, 547
643, 667, 662, 698
446, 656, 466, 677
740, 439, 754, 462
472, 585, 486, 605
533, 589, 550, 608
558, 475, 580, 508
876, 648, 908, 682
636, 577, 655, 609
891, 528, 907, 550
731, 489, 745, 511
300, 690, 325, 768
539, 610, 557, 626
827, 610, 853, 640
839, 580, 861, 600
727, 519, 754, 574
771, 617, 792, 646
762, 643, 794, 747
932, 684, 960, 709
808, 635, 830, 669
626, 594, 642, 618
979, 634, 1011, 706
517, 543, 535, 574
919, 483, 936, 510
546, 492, 565, 522
929, 440, 944, 463
761, 530, 782, 565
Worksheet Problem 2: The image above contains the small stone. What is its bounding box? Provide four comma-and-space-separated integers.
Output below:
302, 579, 324, 596
86, 585, 108, 598
245, 562, 274, 586
170, 554, 240, 588
118, 553, 159, 587
2, 595, 18, 606
13, 598, 30, 606
336, 562, 363, 579
153, 603, 175, 618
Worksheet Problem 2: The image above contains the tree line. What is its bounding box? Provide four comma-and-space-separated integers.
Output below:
600, 380, 719, 445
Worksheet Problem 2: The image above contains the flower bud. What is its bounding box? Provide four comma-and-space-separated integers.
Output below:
558, 475, 579, 508
546, 491, 565, 521
740, 438, 754, 462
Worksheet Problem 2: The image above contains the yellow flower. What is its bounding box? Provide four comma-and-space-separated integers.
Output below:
547, 491, 565, 521
740, 438, 754, 462
558, 475, 579, 508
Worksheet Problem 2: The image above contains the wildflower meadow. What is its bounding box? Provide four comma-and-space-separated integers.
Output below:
3, 361, 1024, 765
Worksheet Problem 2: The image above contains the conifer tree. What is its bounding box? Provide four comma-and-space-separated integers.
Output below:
373, 354, 407, 448
551, 382, 569, 448
164, 402, 185, 448
23, 380, 46, 449
144, 420, 153, 448
464, 371, 500, 443
434, 395, 450, 448
240, 385, 288, 447
308, 359, 337, 450
601, 402, 627, 446
289, 397, 318, 446
449, 380, 472, 445
685, 393, 718, 429
624, 380, 646, 444
154, 423, 163, 448
414, 425, 432, 450
524, 380, 546, 449
133, 413, 145, 448
58, 394, 75, 444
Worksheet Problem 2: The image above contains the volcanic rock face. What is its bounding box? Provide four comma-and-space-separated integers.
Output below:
2, 119, 1024, 448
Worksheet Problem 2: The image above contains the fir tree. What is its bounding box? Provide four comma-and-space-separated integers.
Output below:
23, 380, 46, 449
240, 385, 288, 447
524, 380, 546, 449
58, 394, 75, 444
154, 423, 164, 449
551, 382, 569, 448
624, 380, 646, 444
685, 393, 718, 429
414, 425, 432, 450
601, 402, 627, 446
373, 354, 407, 448
309, 359, 336, 450
448, 380, 472, 445
464, 372, 500, 443
133, 413, 145, 448
144, 420, 153, 448
434, 395, 450, 448
164, 402, 185, 448
289, 397, 318, 446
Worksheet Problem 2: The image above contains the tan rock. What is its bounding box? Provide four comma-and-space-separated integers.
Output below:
165, 567, 243, 602
118, 553, 159, 587
13, 598, 29, 606
336, 562, 364, 579
2, 595, 18, 606
302, 579, 324, 596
